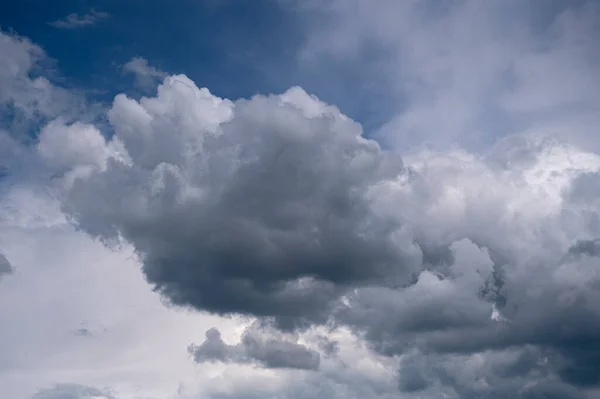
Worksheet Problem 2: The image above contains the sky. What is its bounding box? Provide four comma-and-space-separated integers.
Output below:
1, 1, 600, 398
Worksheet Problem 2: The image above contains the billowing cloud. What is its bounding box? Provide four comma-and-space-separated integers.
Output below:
48, 10, 109, 30
56, 77, 416, 330
39, 69, 600, 397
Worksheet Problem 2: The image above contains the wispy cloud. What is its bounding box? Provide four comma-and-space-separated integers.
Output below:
49, 10, 109, 29
295, 0, 600, 153
122, 57, 167, 90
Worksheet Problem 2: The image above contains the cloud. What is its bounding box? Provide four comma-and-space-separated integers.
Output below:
180, 325, 400, 399
40, 68, 600, 398
0, 31, 61, 120
122, 57, 167, 91
0, 252, 12, 278
189, 322, 320, 370
294, 0, 600, 153
0, 30, 90, 146
2, 3, 600, 397
0, 184, 243, 399
56, 77, 416, 330
48, 10, 109, 30
31, 383, 116, 399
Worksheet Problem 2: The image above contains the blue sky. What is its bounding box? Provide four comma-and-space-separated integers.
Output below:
0, 0, 408, 133
2, 1, 600, 399
0, 1, 300, 95
2, 0, 598, 145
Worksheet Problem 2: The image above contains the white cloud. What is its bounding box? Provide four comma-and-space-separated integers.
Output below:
0, 30, 90, 143
122, 57, 167, 91
0, 186, 244, 399
49, 10, 110, 29
295, 0, 600, 154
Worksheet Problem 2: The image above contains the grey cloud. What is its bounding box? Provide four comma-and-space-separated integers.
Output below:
567, 239, 600, 258
569, 172, 600, 206
49, 10, 109, 29
0, 253, 13, 278
395, 348, 585, 399
49, 60, 600, 398
32, 383, 116, 399
189, 322, 320, 370
62, 77, 417, 329
315, 335, 339, 357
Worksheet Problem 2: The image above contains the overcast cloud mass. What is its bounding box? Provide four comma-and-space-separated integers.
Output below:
1, 1, 600, 398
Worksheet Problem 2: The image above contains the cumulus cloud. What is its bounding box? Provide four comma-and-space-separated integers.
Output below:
39, 69, 600, 398
49, 10, 109, 29
122, 57, 167, 91
57, 77, 415, 330
189, 322, 320, 370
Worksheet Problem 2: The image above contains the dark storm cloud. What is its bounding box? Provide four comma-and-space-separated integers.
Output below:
189, 322, 320, 370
